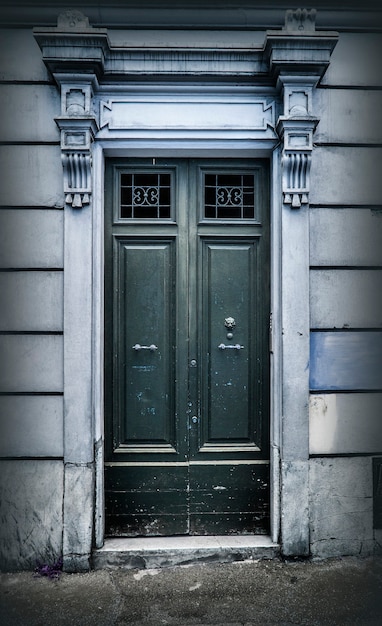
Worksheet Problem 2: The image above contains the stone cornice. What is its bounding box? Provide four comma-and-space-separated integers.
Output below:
33, 27, 268, 80
34, 11, 338, 83
33, 27, 110, 79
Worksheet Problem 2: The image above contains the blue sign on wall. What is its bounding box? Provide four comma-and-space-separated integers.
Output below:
310, 331, 382, 391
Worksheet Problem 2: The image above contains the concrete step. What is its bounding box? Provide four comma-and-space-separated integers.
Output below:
92, 535, 279, 570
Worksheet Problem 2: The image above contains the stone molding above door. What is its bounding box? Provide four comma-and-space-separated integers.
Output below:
34, 8, 338, 210
34, 8, 337, 79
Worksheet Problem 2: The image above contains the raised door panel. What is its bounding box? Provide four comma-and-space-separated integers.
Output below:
113, 238, 176, 453
200, 240, 260, 453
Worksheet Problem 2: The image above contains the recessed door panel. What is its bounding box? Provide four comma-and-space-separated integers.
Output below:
105, 158, 270, 537
200, 240, 259, 449
114, 239, 176, 452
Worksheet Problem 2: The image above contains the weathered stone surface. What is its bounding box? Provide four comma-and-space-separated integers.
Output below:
0, 460, 63, 571
0, 85, 60, 142
310, 208, 382, 267
0, 271, 63, 331
0, 395, 63, 458
280, 461, 309, 557
321, 33, 382, 87
309, 457, 374, 558
0, 335, 63, 392
0, 29, 50, 81
109, 29, 265, 48
93, 536, 279, 570
281, 204, 310, 460
310, 393, 382, 455
63, 200, 93, 464
0, 146, 64, 207
314, 89, 382, 144
0, 209, 64, 269
310, 270, 382, 329
310, 147, 382, 206
63, 464, 94, 572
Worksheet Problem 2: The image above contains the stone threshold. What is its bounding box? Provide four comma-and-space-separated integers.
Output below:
92, 535, 280, 570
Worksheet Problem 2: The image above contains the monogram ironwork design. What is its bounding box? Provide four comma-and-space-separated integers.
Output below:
120, 172, 171, 219
217, 187, 243, 206
204, 173, 256, 219
133, 186, 159, 206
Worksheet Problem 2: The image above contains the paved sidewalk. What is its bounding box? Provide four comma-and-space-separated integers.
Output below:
1, 556, 382, 625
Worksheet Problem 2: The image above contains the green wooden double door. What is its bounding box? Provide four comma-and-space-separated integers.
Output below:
105, 159, 270, 536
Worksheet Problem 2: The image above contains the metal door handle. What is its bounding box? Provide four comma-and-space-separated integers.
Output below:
218, 343, 244, 350
132, 344, 158, 352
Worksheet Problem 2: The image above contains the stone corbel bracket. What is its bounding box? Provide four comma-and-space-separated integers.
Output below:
264, 8, 338, 209
55, 75, 99, 208
277, 80, 318, 208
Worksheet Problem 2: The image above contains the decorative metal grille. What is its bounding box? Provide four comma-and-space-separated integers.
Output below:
204, 173, 256, 219
120, 173, 171, 219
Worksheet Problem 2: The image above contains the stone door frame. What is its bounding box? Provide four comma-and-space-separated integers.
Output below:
33, 9, 338, 570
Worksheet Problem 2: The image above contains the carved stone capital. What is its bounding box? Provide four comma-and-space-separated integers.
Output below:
265, 11, 338, 210
277, 110, 318, 209
277, 79, 319, 208
54, 75, 99, 209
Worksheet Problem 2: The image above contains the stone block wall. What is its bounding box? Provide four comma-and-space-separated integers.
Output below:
0, 4, 381, 570
309, 458, 374, 558
0, 29, 65, 571
308, 31, 382, 557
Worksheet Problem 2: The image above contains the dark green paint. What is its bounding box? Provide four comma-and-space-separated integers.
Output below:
116, 240, 176, 448
104, 159, 270, 536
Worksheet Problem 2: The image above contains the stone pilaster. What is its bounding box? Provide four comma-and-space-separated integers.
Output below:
265, 9, 338, 556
